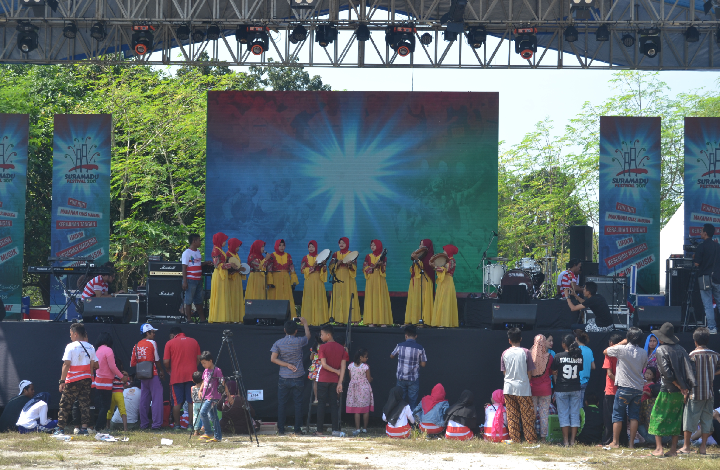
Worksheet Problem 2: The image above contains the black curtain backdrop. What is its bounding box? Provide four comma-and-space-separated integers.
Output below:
1, 322, 718, 425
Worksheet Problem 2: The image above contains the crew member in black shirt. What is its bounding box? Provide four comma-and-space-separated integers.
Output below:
566, 281, 614, 332
693, 223, 719, 334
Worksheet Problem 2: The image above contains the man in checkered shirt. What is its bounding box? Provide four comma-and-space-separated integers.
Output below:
390, 325, 427, 410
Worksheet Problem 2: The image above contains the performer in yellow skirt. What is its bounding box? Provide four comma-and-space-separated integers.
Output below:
329, 237, 361, 323
226, 238, 246, 323
301, 240, 329, 325
209, 232, 231, 323
363, 239, 392, 326
246, 240, 268, 300
266, 239, 299, 314
430, 244, 459, 328
404, 239, 435, 325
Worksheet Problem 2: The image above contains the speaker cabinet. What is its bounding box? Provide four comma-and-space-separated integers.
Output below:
82, 297, 131, 324
666, 268, 705, 324
579, 262, 599, 287
491, 303, 538, 330
147, 277, 183, 318
570, 225, 593, 262
636, 306, 682, 331
244, 300, 291, 325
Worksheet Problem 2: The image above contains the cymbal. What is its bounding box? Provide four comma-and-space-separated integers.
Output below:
489, 257, 509, 261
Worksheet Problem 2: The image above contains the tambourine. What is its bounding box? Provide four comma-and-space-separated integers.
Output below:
429, 253, 449, 268
239, 263, 251, 275
228, 257, 242, 270
342, 251, 359, 264
411, 246, 427, 259
316, 249, 331, 265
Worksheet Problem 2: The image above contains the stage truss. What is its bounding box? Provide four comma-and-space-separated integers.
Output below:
0, 0, 718, 69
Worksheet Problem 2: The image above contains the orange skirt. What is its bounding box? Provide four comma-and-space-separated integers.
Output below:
446, 424, 473, 440
386, 424, 411, 439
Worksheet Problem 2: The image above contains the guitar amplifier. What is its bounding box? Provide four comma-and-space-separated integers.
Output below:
147, 277, 183, 318
148, 261, 182, 276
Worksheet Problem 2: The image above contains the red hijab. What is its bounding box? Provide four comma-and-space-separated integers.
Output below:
227, 238, 242, 254
443, 244, 459, 258
212, 232, 228, 250
338, 237, 350, 254
308, 240, 318, 255
421, 383, 447, 414
248, 240, 265, 261
274, 239, 285, 254
419, 239, 435, 283
371, 239, 383, 256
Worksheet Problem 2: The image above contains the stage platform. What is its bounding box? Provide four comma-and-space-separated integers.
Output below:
2, 322, 719, 422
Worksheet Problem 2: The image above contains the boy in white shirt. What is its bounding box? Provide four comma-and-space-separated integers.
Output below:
16, 392, 57, 433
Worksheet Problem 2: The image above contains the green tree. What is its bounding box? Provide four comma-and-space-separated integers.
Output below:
249, 59, 332, 91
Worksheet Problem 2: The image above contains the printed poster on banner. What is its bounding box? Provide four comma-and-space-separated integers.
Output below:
684, 117, 720, 245
49, 115, 112, 313
599, 116, 661, 294
0, 115, 29, 319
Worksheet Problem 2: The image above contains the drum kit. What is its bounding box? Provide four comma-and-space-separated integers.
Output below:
481, 243, 557, 299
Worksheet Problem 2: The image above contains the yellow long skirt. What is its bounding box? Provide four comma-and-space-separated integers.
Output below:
405, 266, 434, 325
430, 275, 459, 327
268, 271, 296, 315
302, 271, 329, 325
363, 271, 392, 325
209, 267, 231, 323
245, 272, 266, 300
330, 267, 361, 323
227, 272, 245, 323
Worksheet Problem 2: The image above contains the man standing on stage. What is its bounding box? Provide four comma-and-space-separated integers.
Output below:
557, 259, 583, 298
693, 223, 719, 334
181, 233, 211, 322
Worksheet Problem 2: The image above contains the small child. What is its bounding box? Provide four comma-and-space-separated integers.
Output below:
413, 383, 449, 435
307, 336, 323, 403
345, 348, 374, 436
483, 389, 508, 442
106, 358, 129, 431
641, 367, 658, 402
382, 386, 414, 439
550, 333, 584, 447
198, 351, 224, 442
500, 327, 537, 443
191, 371, 203, 435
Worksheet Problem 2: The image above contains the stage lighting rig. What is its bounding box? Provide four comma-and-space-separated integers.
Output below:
131, 24, 155, 55
63, 22, 78, 40
684, 26, 699, 43
444, 30, 458, 42
91, 22, 107, 42
595, 24, 609, 41
441, 0, 467, 34
621, 33, 635, 47
639, 31, 660, 58
570, 0, 594, 20
247, 26, 269, 55
16, 21, 39, 54
356, 24, 371, 42
290, 25, 308, 44
466, 26, 486, 48
20, 0, 58, 12
564, 25, 579, 42
291, 0, 317, 9
420, 33, 433, 46
514, 27, 537, 60
207, 24, 221, 41
385, 24, 416, 57
235, 25, 250, 44
316, 24, 338, 48
704, 0, 720, 16
176, 24, 191, 41
192, 28, 206, 43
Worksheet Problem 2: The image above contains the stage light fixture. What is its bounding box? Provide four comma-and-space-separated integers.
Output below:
356, 23, 371, 42
91, 22, 107, 42
63, 22, 78, 39
466, 26, 486, 48
420, 32, 433, 46
315, 24, 338, 48
131, 24, 155, 55
16, 21, 38, 54
704, 0, 719, 14
291, 0, 317, 9
385, 23, 416, 57
441, 0, 467, 35
236, 25, 251, 43
639, 34, 660, 58
176, 24, 190, 41
564, 25, 579, 42
192, 28, 206, 43
684, 26, 700, 43
290, 24, 308, 44
570, 0, 594, 20
207, 24, 221, 41
246, 26, 269, 55
443, 29, 458, 42
595, 24, 609, 41
514, 27, 537, 60
21, 0, 58, 10
621, 33, 635, 47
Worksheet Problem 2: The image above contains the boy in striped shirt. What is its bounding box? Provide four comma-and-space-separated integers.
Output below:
182, 234, 209, 322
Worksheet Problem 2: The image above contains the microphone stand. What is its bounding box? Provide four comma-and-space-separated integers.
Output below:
477, 232, 498, 298
328, 257, 343, 323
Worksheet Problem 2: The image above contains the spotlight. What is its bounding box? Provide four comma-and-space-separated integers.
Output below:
570, 0, 594, 19
703, 0, 717, 14
176, 24, 190, 41
247, 26, 268, 55
16, 21, 38, 54
466, 26, 486, 48
290, 24, 308, 44
420, 32, 433, 46
514, 27, 537, 60
385, 23, 416, 57
684, 26, 700, 43
316, 24, 338, 48
639, 34, 660, 58
192, 28, 205, 43
291, 0, 317, 9
207, 24, 221, 41
90, 22, 107, 42
131, 24, 155, 55
443, 30, 458, 42
441, 0, 467, 35
595, 24, 609, 41
21, 0, 58, 10
564, 25, 579, 42
356, 23, 371, 42
63, 22, 78, 40
621, 33, 635, 47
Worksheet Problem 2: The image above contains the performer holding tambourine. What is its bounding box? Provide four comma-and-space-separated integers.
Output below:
301, 240, 330, 325
265, 239, 299, 313
363, 239, 392, 326
225, 238, 248, 323
246, 240, 269, 300
404, 239, 435, 325
430, 245, 459, 328
329, 237, 361, 323
209, 232, 231, 324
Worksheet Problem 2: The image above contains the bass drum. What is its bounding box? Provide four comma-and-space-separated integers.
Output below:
501, 269, 532, 292
483, 264, 506, 287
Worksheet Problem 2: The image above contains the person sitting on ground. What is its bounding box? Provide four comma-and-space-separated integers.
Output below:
0, 380, 34, 433
576, 393, 602, 445
110, 379, 141, 431
16, 392, 57, 433
483, 389, 509, 442
445, 390, 477, 441
413, 383, 449, 435
382, 386, 414, 439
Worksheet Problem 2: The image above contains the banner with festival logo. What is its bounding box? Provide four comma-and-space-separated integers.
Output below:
0, 115, 29, 319
598, 116, 661, 294
684, 117, 720, 244
49, 115, 112, 313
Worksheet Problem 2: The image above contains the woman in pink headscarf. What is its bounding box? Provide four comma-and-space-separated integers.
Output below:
484, 389, 509, 442
529, 334, 553, 439
404, 239, 435, 325
209, 232, 231, 323
363, 239, 392, 326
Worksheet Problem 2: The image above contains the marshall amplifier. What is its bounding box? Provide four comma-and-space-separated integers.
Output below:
147, 277, 183, 318
148, 261, 183, 276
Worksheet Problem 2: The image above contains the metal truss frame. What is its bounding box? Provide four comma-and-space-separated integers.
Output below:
0, 0, 718, 69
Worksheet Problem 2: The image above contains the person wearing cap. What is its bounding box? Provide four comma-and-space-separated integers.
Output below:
130, 323, 165, 431
0, 380, 34, 432
648, 322, 696, 458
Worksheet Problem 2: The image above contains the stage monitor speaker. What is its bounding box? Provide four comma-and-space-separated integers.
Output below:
570, 225, 593, 262
491, 303, 537, 330
147, 277, 183, 318
244, 300, 291, 325
666, 268, 706, 324
82, 296, 131, 324
579, 262, 599, 287
636, 306, 682, 332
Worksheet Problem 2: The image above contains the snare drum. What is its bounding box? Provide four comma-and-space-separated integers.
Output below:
515, 257, 540, 273
483, 264, 506, 286
501, 269, 532, 292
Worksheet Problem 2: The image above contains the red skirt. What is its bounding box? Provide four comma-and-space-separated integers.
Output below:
420, 422, 445, 435
446, 424, 473, 440
484, 426, 509, 442
386, 424, 411, 439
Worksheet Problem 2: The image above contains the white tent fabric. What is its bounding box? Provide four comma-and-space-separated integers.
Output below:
659, 202, 685, 293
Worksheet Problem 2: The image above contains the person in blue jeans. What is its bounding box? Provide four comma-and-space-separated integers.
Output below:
574, 330, 595, 404
198, 351, 223, 442
693, 223, 720, 334
270, 317, 310, 435
181, 233, 210, 323
604, 327, 648, 449
390, 325, 427, 410
550, 334, 584, 446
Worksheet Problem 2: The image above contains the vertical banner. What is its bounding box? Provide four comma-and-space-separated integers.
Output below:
684, 117, 720, 243
599, 116, 661, 294
49, 115, 112, 312
0, 115, 29, 319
